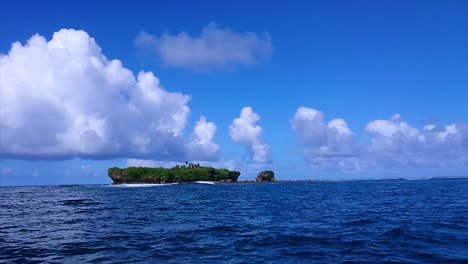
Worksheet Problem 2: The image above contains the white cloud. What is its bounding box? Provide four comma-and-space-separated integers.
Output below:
291, 107, 468, 172
365, 115, 468, 167
187, 116, 219, 160
423, 124, 436, 131
229, 107, 271, 163
290, 107, 356, 169
0, 29, 218, 161
126, 159, 166, 168
135, 22, 272, 70
366, 114, 420, 139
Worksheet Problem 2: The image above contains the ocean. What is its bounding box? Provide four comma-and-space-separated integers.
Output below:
1, 179, 467, 263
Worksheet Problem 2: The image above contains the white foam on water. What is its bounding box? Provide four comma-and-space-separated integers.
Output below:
404, 177, 433, 181
109, 183, 179, 187
195, 181, 216, 185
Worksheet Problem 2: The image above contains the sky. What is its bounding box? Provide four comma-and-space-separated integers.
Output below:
0, 0, 467, 186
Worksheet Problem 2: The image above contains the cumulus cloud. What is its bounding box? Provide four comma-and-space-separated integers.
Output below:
229, 107, 271, 163
187, 116, 219, 160
135, 22, 272, 70
0, 29, 218, 161
291, 107, 468, 172
365, 114, 468, 168
290, 107, 357, 171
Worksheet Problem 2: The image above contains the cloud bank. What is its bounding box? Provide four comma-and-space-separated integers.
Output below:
291, 107, 468, 172
0, 29, 218, 161
365, 114, 468, 168
229, 107, 271, 163
135, 22, 272, 70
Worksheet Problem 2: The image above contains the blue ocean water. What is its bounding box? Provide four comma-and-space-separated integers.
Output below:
1, 179, 467, 263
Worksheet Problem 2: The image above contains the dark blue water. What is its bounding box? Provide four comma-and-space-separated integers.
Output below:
1, 179, 467, 263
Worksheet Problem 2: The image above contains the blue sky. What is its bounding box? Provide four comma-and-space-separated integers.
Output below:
0, 0, 467, 185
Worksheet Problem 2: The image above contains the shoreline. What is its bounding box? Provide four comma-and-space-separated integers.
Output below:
109, 179, 315, 185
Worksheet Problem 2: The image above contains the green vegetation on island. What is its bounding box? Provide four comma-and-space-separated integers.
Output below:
108, 162, 241, 184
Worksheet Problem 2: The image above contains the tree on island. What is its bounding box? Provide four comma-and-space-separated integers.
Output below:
256, 171, 276, 182
108, 163, 241, 184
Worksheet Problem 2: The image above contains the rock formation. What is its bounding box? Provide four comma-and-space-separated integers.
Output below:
256, 170, 276, 182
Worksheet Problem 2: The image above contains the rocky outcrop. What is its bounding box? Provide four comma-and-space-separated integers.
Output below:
256, 170, 276, 182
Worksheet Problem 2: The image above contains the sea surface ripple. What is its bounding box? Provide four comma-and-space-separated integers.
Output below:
1, 179, 467, 263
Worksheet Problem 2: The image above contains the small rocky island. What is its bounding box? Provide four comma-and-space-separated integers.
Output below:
108, 163, 241, 184
256, 170, 276, 182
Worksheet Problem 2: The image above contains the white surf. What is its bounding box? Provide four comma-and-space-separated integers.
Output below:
195, 181, 216, 185
110, 183, 178, 187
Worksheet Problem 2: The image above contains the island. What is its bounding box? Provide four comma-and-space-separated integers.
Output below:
108, 163, 241, 184
256, 170, 276, 182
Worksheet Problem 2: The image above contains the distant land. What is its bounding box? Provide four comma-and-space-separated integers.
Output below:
108, 163, 241, 184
